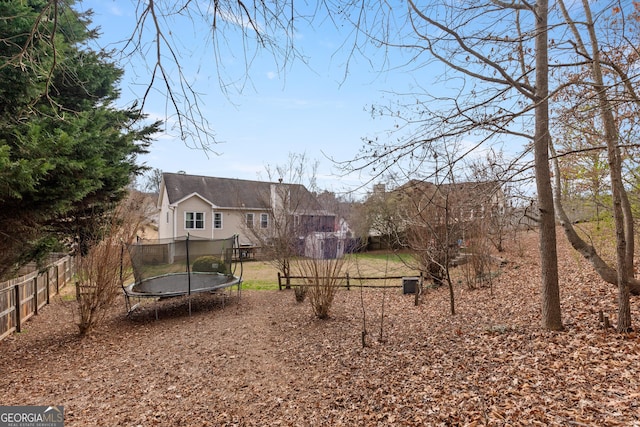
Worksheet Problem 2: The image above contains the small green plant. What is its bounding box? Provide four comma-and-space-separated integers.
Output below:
192, 256, 226, 274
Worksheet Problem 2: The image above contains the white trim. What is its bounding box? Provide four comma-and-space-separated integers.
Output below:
169, 206, 176, 239
170, 192, 216, 208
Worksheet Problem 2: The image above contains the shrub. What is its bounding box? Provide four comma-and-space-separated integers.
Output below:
294, 285, 307, 302
296, 256, 345, 319
76, 192, 149, 336
192, 256, 226, 274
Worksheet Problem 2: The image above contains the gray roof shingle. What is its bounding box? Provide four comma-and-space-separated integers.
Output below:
162, 172, 322, 210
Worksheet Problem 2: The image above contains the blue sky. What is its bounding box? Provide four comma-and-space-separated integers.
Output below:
77, 1, 417, 197
75, 1, 614, 200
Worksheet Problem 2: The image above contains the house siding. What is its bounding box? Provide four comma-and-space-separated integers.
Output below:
157, 173, 335, 247
157, 186, 173, 239
234, 209, 271, 246
173, 196, 210, 239
221, 209, 263, 246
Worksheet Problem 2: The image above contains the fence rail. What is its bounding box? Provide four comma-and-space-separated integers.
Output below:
0, 256, 75, 342
278, 272, 424, 291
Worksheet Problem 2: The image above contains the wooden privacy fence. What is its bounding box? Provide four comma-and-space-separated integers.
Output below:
0, 256, 75, 342
278, 272, 424, 291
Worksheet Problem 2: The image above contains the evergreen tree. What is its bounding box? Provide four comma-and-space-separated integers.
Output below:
0, 0, 160, 278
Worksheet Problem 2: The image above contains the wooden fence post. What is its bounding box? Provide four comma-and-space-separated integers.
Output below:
54, 264, 59, 294
346, 272, 350, 291
0, 255, 76, 343
33, 277, 38, 315
278, 272, 282, 290
62, 259, 68, 287
46, 268, 50, 305
14, 285, 21, 333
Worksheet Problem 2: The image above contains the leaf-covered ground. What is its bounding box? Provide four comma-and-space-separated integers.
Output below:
1, 230, 639, 426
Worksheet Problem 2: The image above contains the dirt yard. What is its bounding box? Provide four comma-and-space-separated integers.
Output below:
1, 230, 639, 426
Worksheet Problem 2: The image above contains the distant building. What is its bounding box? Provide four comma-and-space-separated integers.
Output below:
395, 179, 506, 223
363, 179, 507, 249
157, 172, 337, 250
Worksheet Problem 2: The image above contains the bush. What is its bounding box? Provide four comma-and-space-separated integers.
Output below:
296, 257, 344, 319
76, 192, 149, 336
294, 285, 307, 302
192, 256, 226, 274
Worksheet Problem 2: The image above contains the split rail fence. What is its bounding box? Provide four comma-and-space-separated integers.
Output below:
278, 272, 424, 292
0, 256, 75, 342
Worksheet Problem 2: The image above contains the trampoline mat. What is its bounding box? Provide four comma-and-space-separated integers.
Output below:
125, 272, 240, 298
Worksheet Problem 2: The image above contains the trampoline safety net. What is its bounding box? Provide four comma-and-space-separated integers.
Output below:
128, 235, 236, 285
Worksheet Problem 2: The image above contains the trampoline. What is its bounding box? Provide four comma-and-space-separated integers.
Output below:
121, 235, 242, 314
125, 272, 240, 297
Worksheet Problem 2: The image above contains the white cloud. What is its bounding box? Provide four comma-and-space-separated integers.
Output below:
109, 5, 123, 16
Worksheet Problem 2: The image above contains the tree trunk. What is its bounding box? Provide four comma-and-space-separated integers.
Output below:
283, 260, 291, 289
445, 193, 455, 316
551, 154, 640, 296
581, 0, 632, 332
534, 0, 563, 331
622, 187, 634, 279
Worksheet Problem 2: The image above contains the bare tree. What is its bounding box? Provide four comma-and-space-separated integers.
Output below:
548, 0, 640, 332
332, 0, 640, 331
333, 0, 563, 329
244, 153, 329, 288
357, 183, 406, 251
143, 168, 163, 194
75, 191, 150, 335
403, 182, 460, 315
390, 155, 505, 314
467, 149, 524, 253
552, 112, 610, 224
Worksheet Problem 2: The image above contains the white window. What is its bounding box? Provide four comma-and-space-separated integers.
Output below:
214, 212, 222, 229
260, 213, 269, 229
246, 213, 254, 228
185, 212, 205, 229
